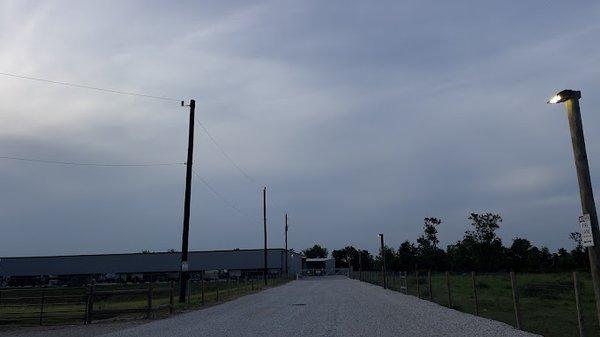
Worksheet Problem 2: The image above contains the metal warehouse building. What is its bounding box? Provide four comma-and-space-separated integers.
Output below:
0, 248, 302, 286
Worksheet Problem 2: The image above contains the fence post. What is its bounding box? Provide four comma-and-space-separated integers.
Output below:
405, 271, 409, 295
416, 270, 420, 298
39, 288, 45, 326
201, 272, 205, 305
573, 271, 585, 337
237, 277, 240, 295
471, 271, 479, 316
227, 275, 230, 298
359, 263, 363, 281
146, 282, 153, 319
445, 272, 452, 308
86, 283, 95, 324
169, 281, 174, 315
428, 270, 433, 301
510, 271, 522, 330
186, 279, 191, 303
216, 281, 220, 302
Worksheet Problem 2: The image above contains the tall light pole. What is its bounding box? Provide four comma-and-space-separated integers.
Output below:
263, 187, 268, 286
358, 250, 363, 281
548, 89, 600, 323
285, 213, 289, 276
179, 99, 195, 303
379, 233, 387, 289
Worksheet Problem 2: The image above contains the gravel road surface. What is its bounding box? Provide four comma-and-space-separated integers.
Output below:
0, 276, 538, 337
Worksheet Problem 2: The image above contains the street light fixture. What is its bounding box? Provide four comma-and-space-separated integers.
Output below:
548, 89, 600, 324
378, 233, 387, 289
547, 89, 581, 104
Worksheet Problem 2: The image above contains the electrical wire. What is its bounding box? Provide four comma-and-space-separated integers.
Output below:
196, 118, 257, 183
0, 72, 180, 102
0, 155, 185, 167
195, 118, 292, 219
1, 70, 290, 218
192, 170, 259, 222
194, 119, 289, 216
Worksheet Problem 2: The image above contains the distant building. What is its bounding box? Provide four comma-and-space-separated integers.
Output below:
303, 257, 335, 276
0, 248, 302, 286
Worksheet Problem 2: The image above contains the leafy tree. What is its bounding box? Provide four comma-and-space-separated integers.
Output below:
333, 214, 590, 273
508, 237, 532, 271
332, 246, 375, 270
446, 240, 472, 271
374, 245, 397, 270
446, 212, 505, 271
467, 212, 502, 245
397, 241, 417, 271
418, 217, 441, 248
556, 248, 575, 270
570, 232, 589, 270
302, 244, 328, 258
537, 246, 554, 271
416, 217, 446, 270
332, 246, 358, 268
357, 249, 376, 270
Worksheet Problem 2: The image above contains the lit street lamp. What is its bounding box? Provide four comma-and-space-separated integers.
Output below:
548, 89, 600, 323
379, 233, 387, 289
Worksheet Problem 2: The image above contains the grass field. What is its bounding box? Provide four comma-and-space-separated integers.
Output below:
355, 271, 599, 337
0, 277, 290, 326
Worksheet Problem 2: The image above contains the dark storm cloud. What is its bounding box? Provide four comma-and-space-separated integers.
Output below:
1, 0, 600, 256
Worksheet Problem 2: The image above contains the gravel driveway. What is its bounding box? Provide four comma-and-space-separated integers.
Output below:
0, 276, 538, 337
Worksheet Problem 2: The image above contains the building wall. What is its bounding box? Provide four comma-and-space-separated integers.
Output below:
0, 249, 302, 278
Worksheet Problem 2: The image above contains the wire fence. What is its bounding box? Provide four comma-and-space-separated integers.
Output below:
351, 270, 600, 337
0, 273, 292, 326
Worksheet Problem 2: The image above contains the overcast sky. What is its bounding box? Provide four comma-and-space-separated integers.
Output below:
2, 1, 600, 257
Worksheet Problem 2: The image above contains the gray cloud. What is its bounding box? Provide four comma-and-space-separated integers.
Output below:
1, 0, 600, 257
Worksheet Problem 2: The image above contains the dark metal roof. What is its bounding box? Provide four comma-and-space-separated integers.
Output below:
0, 249, 299, 277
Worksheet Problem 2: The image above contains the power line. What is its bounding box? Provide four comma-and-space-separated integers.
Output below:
1, 70, 290, 215
195, 119, 291, 217
196, 118, 257, 183
194, 120, 290, 216
0, 155, 185, 167
192, 170, 259, 222
0, 72, 180, 102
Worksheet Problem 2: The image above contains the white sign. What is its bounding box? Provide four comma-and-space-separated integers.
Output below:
579, 214, 594, 247
181, 261, 189, 271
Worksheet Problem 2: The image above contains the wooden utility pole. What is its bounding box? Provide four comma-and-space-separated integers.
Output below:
358, 250, 363, 281
263, 187, 268, 286
379, 234, 387, 289
285, 213, 289, 276
565, 94, 600, 324
179, 99, 195, 303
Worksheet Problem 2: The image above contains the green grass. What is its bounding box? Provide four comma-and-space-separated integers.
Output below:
354, 271, 600, 337
0, 277, 291, 326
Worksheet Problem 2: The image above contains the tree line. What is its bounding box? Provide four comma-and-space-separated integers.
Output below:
305, 212, 588, 273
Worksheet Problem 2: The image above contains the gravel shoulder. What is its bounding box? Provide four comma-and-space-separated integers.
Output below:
0, 276, 539, 337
